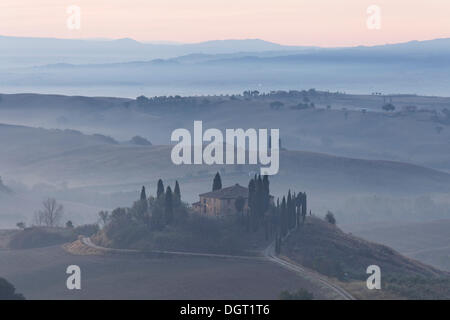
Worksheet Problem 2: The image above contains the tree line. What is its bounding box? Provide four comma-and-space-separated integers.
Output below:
100, 179, 188, 235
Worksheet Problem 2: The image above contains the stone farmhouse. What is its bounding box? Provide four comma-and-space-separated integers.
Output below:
192, 184, 249, 217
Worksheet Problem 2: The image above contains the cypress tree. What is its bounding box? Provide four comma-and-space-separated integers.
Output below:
295, 193, 300, 228
256, 175, 264, 218
292, 191, 296, 228
174, 180, 181, 202
304, 193, 307, 216
140, 186, 148, 213
164, 186, 173, 225
288, 190, 294, 230
275, 198, 280, 235
248, 179, 256, 231
292, 192, 296, 228
212, 172, 222, 191
302, 193, 307, 223
248, 179, 256, 210
140, 186, 147, 201
281, 196, 287, 236
262, 175, 270, 212
157, 179, 165, 199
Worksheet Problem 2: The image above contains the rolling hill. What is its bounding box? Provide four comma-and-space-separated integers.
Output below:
345, 219, 450, 272
1, 92, 450, 172
282, 216, 450, 299
1, 122, 450, 197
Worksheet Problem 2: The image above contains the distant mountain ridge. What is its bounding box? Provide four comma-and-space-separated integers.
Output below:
2, 36, 450, 97
0, 36, 308, 68
35, 36, 450, 69
1, 35, 450, 68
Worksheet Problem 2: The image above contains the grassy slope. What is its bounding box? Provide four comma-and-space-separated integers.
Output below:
346, 219, 450, 272
281, 216, 450, 299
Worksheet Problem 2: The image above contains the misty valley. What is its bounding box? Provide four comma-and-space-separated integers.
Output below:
0, 26, 450, 302
0, 87, 449, 301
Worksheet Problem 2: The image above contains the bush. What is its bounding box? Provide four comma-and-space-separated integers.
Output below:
16, 222, 26, 229
0, 278, 25, 300
130, 136, 152, 146
325, 211, 336, 225
382, 103, 396, 111
279, 289, 314, 300
136, 95, 149, 105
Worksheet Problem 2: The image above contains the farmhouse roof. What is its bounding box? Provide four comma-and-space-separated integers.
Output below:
199, 184, 248, 199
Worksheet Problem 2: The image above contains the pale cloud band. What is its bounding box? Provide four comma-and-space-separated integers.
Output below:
0, 0, 449, 46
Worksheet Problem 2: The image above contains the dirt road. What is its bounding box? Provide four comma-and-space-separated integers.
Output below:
263, 241, 355, 300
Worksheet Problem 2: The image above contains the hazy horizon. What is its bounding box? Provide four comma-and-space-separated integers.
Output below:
2, 33, 450, 48
1, 0, 450, 46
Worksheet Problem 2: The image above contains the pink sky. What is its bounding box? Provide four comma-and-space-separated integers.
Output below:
0, 0, 449, 46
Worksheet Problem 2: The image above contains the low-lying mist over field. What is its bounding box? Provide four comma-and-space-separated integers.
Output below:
1, 90, 450, 234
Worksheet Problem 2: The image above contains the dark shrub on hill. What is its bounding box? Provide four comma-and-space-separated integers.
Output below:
325, 211, 336, 225
130, 136, 152, 146
8, 227, 75, 249
0, 278, 25, 300
92, 134, 118, 144
382, 103, 396, 112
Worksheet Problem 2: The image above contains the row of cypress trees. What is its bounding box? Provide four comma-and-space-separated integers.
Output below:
244, 173, 307, 243
247, 174, 271, 231
137, 179, 183, 229
275, 191, 307, 236
273, 191, 307, 253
